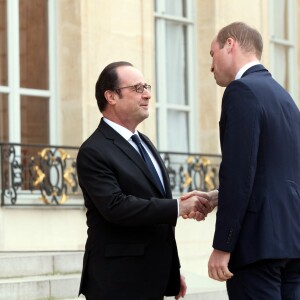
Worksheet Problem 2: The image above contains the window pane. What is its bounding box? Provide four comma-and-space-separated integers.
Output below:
0, 93, 9, 141
166, 21, 187, 105
154, 21, 160, 103
19, 0, 49, 89
274, 0, 288, 40
0, 0, 8, 86
167, 110, 189, 152
165, 0, 186, 17
274, 45, 289, 89
21, 96, 49, 144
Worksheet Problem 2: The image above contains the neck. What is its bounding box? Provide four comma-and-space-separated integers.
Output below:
103, 114, 137, 133
236, 50, 259, 68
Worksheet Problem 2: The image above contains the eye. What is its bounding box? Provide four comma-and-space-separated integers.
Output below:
135, 84, 144, 93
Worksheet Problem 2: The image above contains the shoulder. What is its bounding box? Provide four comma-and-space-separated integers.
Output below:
77, 125, 111, 164
223, 80, 260, 110
79, 127, 104, 150
220, 81, 264, 128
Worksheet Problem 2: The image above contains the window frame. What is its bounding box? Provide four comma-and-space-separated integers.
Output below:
154, 0, 197, 152
269, 0, 297, 99
0, 0, 58, 144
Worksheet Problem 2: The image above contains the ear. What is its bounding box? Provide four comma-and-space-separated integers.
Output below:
104, 90, 117, 105
226, 38, 234, 53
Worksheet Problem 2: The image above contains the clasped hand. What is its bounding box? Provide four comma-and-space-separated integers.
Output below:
179, 190, 218, 221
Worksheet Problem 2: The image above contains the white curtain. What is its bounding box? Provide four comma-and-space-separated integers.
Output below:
165, 0, 189, 151
155, 0, 190, 152
168, 110, 189, 152
166, 22, 186, 105
273, 0, 288, 88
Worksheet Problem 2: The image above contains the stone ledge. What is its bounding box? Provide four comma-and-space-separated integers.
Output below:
166, 270, 229, 300
0, 251, 83, 279
0, 274, 81, 300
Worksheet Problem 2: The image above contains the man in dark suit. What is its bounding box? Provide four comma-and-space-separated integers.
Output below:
77, 61, 211, 300
206, 22, 300, 299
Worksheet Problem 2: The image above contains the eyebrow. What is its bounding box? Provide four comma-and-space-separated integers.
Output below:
126, 82, 143, 86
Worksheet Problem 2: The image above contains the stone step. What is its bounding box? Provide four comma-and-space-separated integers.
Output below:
0, 271, 228, 300
0, 252, 228, 300
61, 271, 228, 300
0, 274, 83, 300
0, 252, 83, 279
178, 271, 228, 300
182, 269, 228, 300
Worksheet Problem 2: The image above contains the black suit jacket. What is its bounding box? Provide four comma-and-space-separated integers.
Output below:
77, 118, 180, 299
214, 64, 300, 269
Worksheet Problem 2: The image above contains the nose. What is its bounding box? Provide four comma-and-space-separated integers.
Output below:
210, 62, 214, 73
142, 88, 151, 98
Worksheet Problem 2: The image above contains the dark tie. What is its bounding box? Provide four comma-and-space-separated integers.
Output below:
131, 134, 165, 195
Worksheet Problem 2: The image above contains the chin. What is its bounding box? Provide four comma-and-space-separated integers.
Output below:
216, 79, 227, 87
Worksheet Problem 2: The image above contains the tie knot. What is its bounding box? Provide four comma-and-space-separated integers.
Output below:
131, 134, 141, 145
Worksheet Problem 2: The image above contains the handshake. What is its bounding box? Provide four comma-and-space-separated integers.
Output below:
178, 189, 218, 221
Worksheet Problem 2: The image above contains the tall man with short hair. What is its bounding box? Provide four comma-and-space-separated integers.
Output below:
77, 61, 211, 300
208, 22, 300, 299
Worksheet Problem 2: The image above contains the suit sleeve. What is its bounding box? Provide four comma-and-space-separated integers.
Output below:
213, 80, 261, 252
77, 145, 178, 227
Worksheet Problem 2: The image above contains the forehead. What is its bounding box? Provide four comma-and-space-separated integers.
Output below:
210, 39, 220, 56
210, 38, 219, 49
117, 66, 144, 84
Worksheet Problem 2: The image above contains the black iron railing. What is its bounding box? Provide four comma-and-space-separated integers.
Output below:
0, 143, 221, 206
0, 143, 80, 206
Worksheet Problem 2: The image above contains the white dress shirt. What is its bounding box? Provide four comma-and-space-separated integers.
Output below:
103, 118, 180, 216
235, 61, 260, 80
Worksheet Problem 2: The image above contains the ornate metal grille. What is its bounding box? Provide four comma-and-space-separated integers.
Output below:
0, 143, 81, 206
161, 152, 221, 197
0, 143, 221, 206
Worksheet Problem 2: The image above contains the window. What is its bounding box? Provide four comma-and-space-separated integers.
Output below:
0, 0, 8, 141
270, 0, 297, 98
154, 0, 196, 152
0, 0, 57, 144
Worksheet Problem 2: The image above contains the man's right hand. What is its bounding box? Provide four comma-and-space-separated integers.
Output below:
180, 190, 218, 221
178, 192, 211, 221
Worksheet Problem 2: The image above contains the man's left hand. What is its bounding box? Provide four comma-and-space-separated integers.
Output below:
208, 249, 233, 281
175, 274, 187, 299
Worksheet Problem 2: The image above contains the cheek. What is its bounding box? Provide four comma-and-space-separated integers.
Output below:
117, 100, 132, 114
215, 57, 226, 72
128, 100, 141, 113
213, 60, 220, 73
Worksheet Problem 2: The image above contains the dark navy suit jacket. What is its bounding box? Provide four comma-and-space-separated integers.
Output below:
77, 119, 180, 299
214, 64, 300, 270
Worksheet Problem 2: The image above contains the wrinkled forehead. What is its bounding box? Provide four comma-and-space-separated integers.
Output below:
117, 66, 145, 84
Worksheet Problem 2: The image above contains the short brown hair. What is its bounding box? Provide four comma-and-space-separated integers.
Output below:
217, 22, 263, 59
95, 61, 133, 112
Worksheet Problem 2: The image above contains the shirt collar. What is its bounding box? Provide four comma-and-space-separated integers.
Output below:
103, 117, 138, 141
235, 61, 260, 80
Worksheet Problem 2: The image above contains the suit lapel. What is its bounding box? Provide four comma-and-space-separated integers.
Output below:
98, 120, 167, 196
139, 132, 172, 198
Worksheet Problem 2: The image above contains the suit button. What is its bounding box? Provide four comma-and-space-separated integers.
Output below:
226, 229, 233, 244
